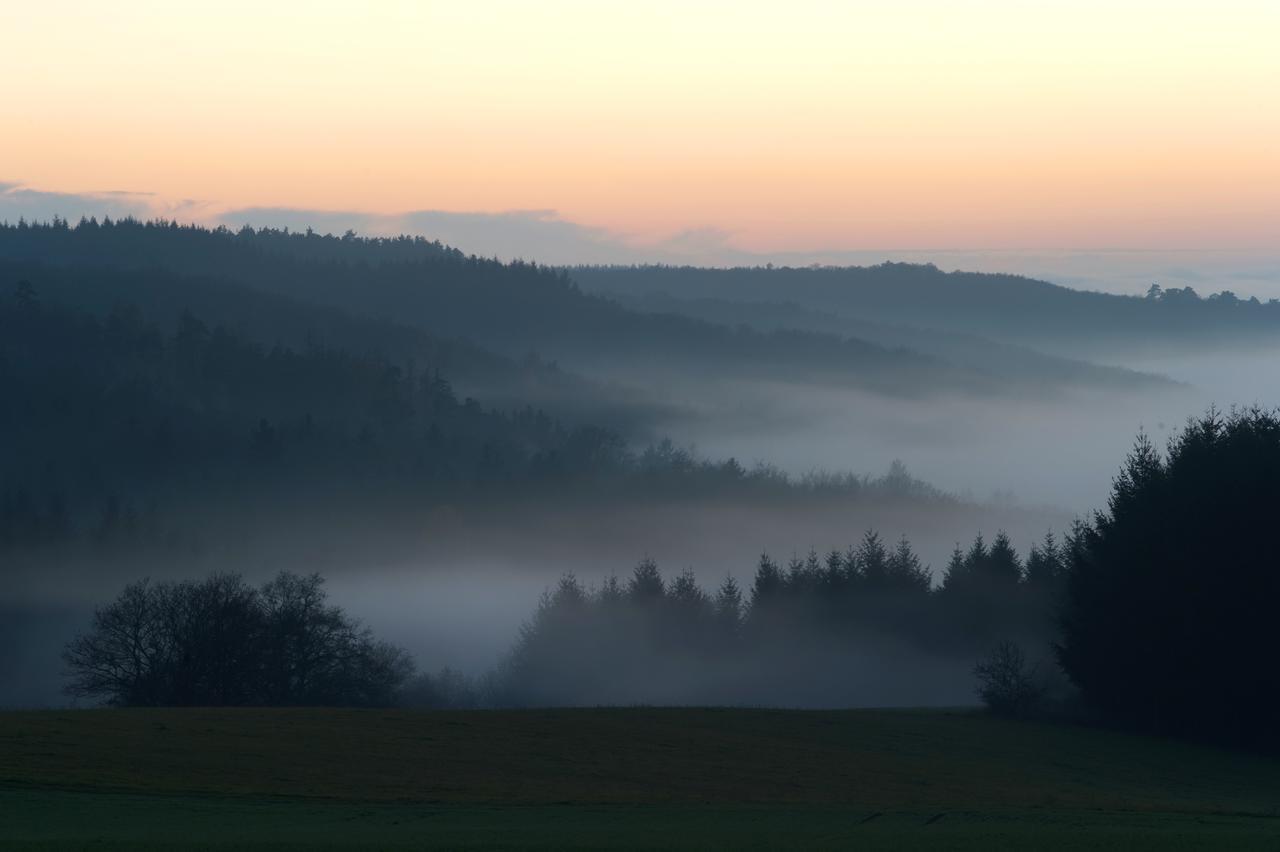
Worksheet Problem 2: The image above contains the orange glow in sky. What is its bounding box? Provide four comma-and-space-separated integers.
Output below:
3, 1, 1278, 251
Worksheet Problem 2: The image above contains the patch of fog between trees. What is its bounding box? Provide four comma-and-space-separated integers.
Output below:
8, 352, 1277, 709
1, 495, 1066, 708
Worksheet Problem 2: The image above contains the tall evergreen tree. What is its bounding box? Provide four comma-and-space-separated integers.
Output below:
750, 553, 784, 606
628, 557, 665, 602
713, 575, 744, 642
1024, 530, 1063, 593
857, 531, 890, 590
985, 531, 1023, 586
885, 535, 932, 593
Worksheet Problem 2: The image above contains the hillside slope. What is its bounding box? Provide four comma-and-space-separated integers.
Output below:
0, 258, 657, 434
615, 290, 1163, 390
0, 220, 1168, 395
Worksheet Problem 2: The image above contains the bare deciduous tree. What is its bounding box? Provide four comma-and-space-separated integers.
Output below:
973, 641, 1043, 718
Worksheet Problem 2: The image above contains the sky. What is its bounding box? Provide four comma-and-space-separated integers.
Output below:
3, 1, 1278, 271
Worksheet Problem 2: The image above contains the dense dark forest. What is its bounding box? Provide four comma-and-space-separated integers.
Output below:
573, 263, 1280, 353
1058, 409, 1280, 749
0, 219, 1161, 395
0, 256, 662, 440
0, 284, 945, 555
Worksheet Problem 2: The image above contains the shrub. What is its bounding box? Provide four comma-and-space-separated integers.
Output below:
973, 640, 1042, 718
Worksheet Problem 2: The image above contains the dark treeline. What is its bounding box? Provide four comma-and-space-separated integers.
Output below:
0, 285, 943, 554
416, 528, 1070, 708
0, 219, 1112, 396
0, 214, 465, 270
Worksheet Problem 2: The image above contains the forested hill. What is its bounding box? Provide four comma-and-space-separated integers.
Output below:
0, 218, 588, 356
0, 257, 657, 435
612, 290, 1157, 390
0, 290, 944, 555
0, 220, 1164, 395
572, 263, 1280, 354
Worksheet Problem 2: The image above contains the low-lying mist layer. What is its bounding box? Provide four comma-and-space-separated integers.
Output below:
52, 527, 1068, 711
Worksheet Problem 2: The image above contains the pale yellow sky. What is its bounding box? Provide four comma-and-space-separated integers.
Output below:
3, 0, 1278, 250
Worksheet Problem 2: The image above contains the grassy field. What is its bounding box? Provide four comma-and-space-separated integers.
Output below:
2, 707, 1278, 849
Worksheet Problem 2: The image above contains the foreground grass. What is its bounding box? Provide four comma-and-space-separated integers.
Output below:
2, 707, 1278, 849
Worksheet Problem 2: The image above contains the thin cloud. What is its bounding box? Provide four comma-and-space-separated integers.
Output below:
0, 181, 209, 224
0, 182, 154, 223
217, 206, 659, 265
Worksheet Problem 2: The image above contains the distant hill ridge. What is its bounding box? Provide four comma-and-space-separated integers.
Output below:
572, 263, 1280, 353
0, 218, 1169, 395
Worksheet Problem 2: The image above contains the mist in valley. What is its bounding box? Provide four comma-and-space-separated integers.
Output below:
636, 359, 1274, 512
3, 376, 1248, 711
2, 222, 1278, 712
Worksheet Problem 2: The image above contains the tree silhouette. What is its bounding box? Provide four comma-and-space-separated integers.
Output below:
64, 572, 412, 706
1058, 410, 1280, 746
628, 557, 665, 601
974, 641, 1042, 718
